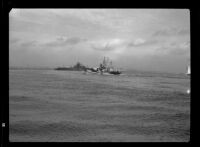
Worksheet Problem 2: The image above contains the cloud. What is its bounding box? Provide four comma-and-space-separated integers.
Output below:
152, 27, 190, 37
91, 39, 124, 52
127, 39, 157, 47
134, 38, 146, 45
90, 38, 128, 60
56, 36, 68, 41
48, 9, 132, 30
91, 38, 158, 55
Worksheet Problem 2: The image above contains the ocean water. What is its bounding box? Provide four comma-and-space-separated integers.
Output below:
9, 69, 190, 142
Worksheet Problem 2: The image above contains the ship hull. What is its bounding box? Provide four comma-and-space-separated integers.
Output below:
85, 70, 121, 75
109, 71, 121, 75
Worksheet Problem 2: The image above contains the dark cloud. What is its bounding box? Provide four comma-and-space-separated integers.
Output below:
15, 37, 87, 50
169, 41, 190, 55
156, 41, 190, 56
178, 29, 190, 35
20, 40, 37, 47
152, 28, 190, 37
10, 38, 20, 44
169, 47, 189, 55
65, 37, 82, 45
92, 43, 116, 51
153, 30, 170, 36
44, 37, 86, 47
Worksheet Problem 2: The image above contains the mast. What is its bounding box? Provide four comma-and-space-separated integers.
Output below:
103, 57, 106, 67
110, 61, 112, 68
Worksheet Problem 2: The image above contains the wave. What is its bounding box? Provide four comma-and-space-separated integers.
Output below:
10, 118, 190, 142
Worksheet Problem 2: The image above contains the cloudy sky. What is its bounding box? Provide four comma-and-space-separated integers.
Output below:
9, 9, 190, 73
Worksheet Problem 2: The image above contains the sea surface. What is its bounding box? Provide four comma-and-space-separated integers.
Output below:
9, 69, 190, 142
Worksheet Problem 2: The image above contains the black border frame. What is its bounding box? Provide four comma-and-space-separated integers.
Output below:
3, 0, 199, 146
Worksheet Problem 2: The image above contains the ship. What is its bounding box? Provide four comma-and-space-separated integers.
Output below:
186, 65, 190, 94
186, 65, 190, 75
85, 57, 122, 75
55, 57, 122, 75
55, 62, 87, 71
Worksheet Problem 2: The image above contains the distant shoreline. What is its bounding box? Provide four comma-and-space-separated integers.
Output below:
9, 67, 53, 70
9, 67, 187, 76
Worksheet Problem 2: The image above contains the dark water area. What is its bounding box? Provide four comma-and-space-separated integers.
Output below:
9, 69, 190, 142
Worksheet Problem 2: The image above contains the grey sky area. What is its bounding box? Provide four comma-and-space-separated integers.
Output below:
9, 9, 190, 73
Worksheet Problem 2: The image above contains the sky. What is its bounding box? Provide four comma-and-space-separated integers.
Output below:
9, 9, 190, 73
